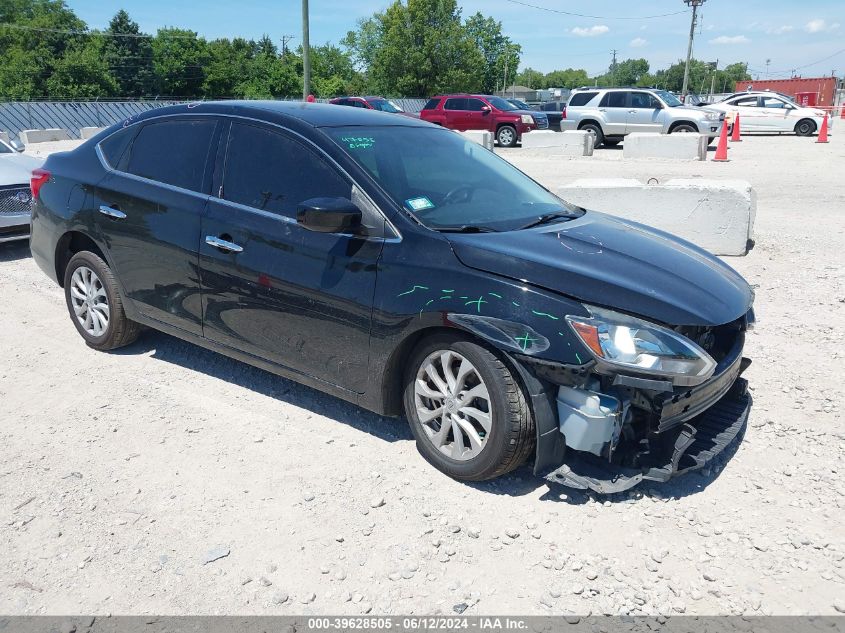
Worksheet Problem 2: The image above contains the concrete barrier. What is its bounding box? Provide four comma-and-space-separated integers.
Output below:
459, 130, 494, 151
558, 178, 756, 256
622, 133, 708, 161
521, 130, 594, 156
80, 126, 106, 140
19, 128, 72, 144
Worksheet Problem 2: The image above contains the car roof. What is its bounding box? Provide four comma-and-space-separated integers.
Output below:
122, 100, 430, 129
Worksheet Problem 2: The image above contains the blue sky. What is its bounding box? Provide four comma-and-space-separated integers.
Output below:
70, 1, 845, 78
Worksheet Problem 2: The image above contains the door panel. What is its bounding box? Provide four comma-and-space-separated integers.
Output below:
625, 92, 664, 133
463, 98, 490, 131
90, 117, 219, 335
727, 97, 762, 131
599, 92, 628, 135
759, 97, 793, 131
198, 121, 383, 392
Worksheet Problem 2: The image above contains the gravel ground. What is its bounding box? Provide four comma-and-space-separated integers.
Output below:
1, 133, 843, 616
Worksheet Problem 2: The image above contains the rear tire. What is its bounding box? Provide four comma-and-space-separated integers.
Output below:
63, 251, 140, 351
795, 119, 816, 136
403, 333, 535, 481
496, 125, 518, 148
579, 122, 604, 148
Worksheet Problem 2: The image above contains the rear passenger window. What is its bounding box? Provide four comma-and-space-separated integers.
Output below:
222, 123, 350, 219
599, 92, 627, 108
124, 119, 217, 192
568, 92, 598, 107
444, 98, 467, 110
99, 126, 136, 169
422, 98, 441, 110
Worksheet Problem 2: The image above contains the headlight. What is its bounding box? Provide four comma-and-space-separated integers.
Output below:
521, 114, 534, 124
566, 306, 716, 386
705, 112, 720, 121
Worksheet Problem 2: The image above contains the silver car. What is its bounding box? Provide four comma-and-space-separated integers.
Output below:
560, 88, 725, 148
0, 138, 43, 243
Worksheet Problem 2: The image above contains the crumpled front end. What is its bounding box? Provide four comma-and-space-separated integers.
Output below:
526, 311, 754, 494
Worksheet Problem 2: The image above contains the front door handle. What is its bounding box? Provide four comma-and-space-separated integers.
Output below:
205, 235, 243, 253
98, 204, 126, 219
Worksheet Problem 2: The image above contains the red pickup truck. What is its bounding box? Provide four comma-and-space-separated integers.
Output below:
419, 94, 546, 147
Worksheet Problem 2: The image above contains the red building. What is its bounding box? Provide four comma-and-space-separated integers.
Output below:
735, 77, 838, 107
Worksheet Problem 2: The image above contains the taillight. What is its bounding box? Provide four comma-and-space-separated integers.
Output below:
30, 168, 50, 199
562, 107, 567, 119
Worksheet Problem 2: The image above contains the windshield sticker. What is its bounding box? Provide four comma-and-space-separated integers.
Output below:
340, 136, 375, 150
405, 197, 435, 212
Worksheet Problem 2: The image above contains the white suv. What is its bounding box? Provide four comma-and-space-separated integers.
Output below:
560, 88, 725, 148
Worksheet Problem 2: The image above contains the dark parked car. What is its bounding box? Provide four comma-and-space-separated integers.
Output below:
419, 94, 547, 147
30, 102, 754, 492
329, 96, 417, 118
507, 99, 566, 131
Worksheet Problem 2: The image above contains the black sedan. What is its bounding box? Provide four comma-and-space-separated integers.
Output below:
29, 101, 754, 492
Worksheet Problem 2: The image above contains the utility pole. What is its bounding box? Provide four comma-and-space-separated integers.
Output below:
302, 0, 311, 99
681, 0, 707, 98
765, 58, 771, 79
280, 35, 295, 57
709, 59, 718, 101
610, 49, 618, 85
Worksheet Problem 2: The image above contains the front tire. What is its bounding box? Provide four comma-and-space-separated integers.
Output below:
496, 125, 518, 148
403, 334, 535, 481
795, 119, 816, 136
670, 124, 698, 134
64, 251, 140, 351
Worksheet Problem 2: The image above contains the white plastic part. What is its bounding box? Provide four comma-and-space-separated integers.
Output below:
556, 385, 621, 457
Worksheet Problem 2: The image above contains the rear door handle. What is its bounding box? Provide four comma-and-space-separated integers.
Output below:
205, 235, 243, 253
98, 205, 126, 219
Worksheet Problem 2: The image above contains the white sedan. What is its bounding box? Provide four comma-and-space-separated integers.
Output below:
0, 138, 44, 243
707, 91, 830, 136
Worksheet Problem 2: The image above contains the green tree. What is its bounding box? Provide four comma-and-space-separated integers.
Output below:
203, 37, 253, 97
464, 12, 520, 93
151, 27, 209, 97
515, 67, 545, 89
104, 10, 154, 97
46, 35, 118, 98
544, 68, 589, 89
309, 43, 360, 97
234, 53, 300, 99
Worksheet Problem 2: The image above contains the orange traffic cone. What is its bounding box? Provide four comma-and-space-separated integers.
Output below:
712, 119, 729, 161
817, 113, 829, 143
730, 112, 742, 142
840, 105, 845, 120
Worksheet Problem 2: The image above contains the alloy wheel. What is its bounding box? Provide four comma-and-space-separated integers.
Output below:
69, 266, 110, 337
498, 128, 515, 146
414, 350, 492, 461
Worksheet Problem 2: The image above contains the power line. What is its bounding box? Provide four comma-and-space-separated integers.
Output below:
0, 22, 198, 39
501, 0, 689, 20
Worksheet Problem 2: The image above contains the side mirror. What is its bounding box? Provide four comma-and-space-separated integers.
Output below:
297, 197, 362, 233
10, 139, 25, 152
481, 106, 491, 115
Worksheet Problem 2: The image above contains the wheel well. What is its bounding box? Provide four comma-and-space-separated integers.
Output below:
380, 325, 529, 417
577, 119, 602, 131
668, 120, 699, 133
496, 122, 516, 133
54, 231, 105, 288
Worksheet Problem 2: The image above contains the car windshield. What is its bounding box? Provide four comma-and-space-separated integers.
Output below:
509, 99, 531, 110
369, 99, 402, 113
487, 96, 519, 111
654, 90, 683, 107
326, 126, 579, 232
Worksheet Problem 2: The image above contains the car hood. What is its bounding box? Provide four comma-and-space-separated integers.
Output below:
445, 211, 753, 326
0, 153, 43, 186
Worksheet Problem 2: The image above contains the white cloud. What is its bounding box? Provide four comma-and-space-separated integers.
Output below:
629, 37, 648, 48
709, 35, 750, 44
805, 18, 840, 33
766, 25, 794, 35
571, 25, 609, 37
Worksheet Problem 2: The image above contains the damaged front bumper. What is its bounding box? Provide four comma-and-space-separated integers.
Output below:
524, 330, 752, 495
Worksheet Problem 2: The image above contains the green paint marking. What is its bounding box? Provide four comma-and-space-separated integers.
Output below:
441, 289, 454, 293
439, 295, 453, 300
531, 310, 560, 320
488, 292, 503, 299
512, 301, 520, 307
575, 353, 583, 364
515, 333, 539, 352
465, 296, 488, 313
397, 285, 429, 297
459, 296, 468, 299
425, 299, 435, 306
